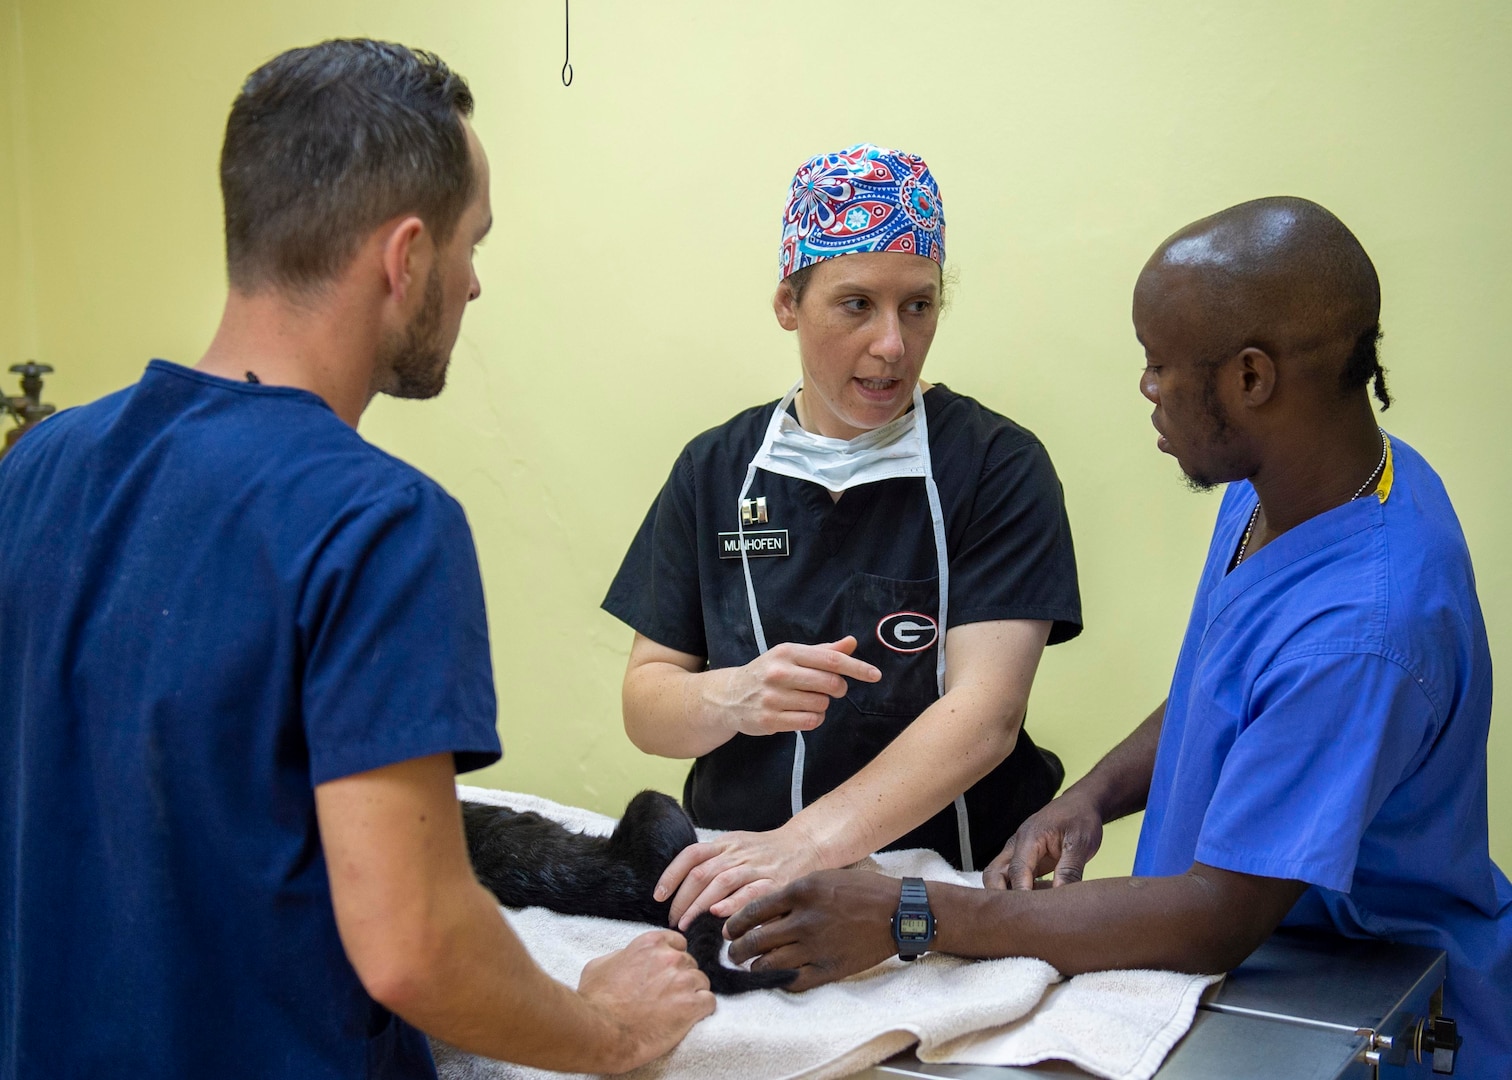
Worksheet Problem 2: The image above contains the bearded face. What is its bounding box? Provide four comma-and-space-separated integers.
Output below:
378, 266, 449, 401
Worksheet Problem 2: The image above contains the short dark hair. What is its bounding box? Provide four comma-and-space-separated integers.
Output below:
221, 39, 475, 293
1341, 322, 1391, 410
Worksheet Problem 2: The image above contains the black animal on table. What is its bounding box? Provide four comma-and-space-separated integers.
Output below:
462, 790, 796, 995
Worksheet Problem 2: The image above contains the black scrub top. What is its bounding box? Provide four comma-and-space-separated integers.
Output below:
603, 384, 1082, 869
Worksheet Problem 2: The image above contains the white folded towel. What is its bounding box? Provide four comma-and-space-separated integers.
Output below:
440, 786, 1215, 1080
924, 968, 1223, 1080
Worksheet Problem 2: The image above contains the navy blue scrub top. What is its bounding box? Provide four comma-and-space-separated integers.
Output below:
604, 385, 1081, 868
0, 362, 501, 1080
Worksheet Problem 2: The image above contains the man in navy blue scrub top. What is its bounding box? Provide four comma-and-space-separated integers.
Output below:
726, 198, 1510, 1077
0, 40, 710, 1080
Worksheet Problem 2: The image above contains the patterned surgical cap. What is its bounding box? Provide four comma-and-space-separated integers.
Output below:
778, 143, 945, 281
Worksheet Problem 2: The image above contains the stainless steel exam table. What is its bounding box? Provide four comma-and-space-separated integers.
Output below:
853, 929, 1462, 1079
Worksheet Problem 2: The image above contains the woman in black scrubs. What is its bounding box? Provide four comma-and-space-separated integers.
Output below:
602, 144, 1081, 929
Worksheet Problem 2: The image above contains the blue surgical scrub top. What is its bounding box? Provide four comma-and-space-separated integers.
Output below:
1134, 435, 1511, 1079
0, 362, 501, 1080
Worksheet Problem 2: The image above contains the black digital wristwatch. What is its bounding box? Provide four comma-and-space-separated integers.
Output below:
891, 877, 935, 960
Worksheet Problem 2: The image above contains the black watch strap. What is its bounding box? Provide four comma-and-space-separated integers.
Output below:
892, 876, 935, 960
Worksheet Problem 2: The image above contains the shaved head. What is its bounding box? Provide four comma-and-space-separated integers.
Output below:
1136, 197, 1390, 409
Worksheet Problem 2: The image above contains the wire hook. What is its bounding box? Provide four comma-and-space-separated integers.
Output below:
561, 0, 573, 86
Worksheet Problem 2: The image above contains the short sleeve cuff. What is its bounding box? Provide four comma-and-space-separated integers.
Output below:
311, 731, 503, 786
599, 597, 708, 659
949, 604, 1083, 644
1194, 839, 1354, 894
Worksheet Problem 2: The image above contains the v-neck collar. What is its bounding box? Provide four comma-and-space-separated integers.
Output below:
790, 477, 875, 556
1204, 481, 1387, 629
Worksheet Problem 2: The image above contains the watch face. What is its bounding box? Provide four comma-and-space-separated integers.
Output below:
897, 915, 930, 938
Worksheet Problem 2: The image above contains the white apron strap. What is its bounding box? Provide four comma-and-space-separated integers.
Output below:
739, 383, 802, 815
911, 384, 972, 872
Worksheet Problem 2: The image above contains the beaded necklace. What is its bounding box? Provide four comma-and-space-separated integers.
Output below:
1232, 428, 1387, 570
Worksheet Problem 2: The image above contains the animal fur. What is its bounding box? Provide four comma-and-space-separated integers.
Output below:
462, 790, 796, 995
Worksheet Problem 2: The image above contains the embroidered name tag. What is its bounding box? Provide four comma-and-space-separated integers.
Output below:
718, 530, 791, 559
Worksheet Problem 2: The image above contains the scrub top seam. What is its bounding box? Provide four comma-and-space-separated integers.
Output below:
1257, 647, 1445, 734
299, 477, 463, 569
147, 358, 337, 411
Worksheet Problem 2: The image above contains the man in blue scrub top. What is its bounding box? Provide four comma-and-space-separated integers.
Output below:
726, 198, 1510, 1077
0, 40, 710, 1080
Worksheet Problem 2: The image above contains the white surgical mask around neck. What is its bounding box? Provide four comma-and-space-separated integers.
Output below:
753, 381, 926, 493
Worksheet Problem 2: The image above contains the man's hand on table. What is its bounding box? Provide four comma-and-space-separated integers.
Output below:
725, 870, 899, 991
577, 929, 715, 1071
983, 790, 1106, 891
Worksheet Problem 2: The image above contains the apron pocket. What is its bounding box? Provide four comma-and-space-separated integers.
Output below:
841, 571, 940, 718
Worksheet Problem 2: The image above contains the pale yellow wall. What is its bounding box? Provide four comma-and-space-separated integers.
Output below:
0, 0, 29, 369
7, 1, 1510, 875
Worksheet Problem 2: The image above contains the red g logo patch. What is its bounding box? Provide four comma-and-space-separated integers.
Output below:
876, 611, 938, 654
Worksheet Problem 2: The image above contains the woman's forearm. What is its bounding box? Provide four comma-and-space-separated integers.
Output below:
622, 659, 738, 759
792, 619, 1051, 868
790, 681, 1025, 868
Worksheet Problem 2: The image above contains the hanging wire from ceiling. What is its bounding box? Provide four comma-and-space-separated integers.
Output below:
561, 0, 573, 86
